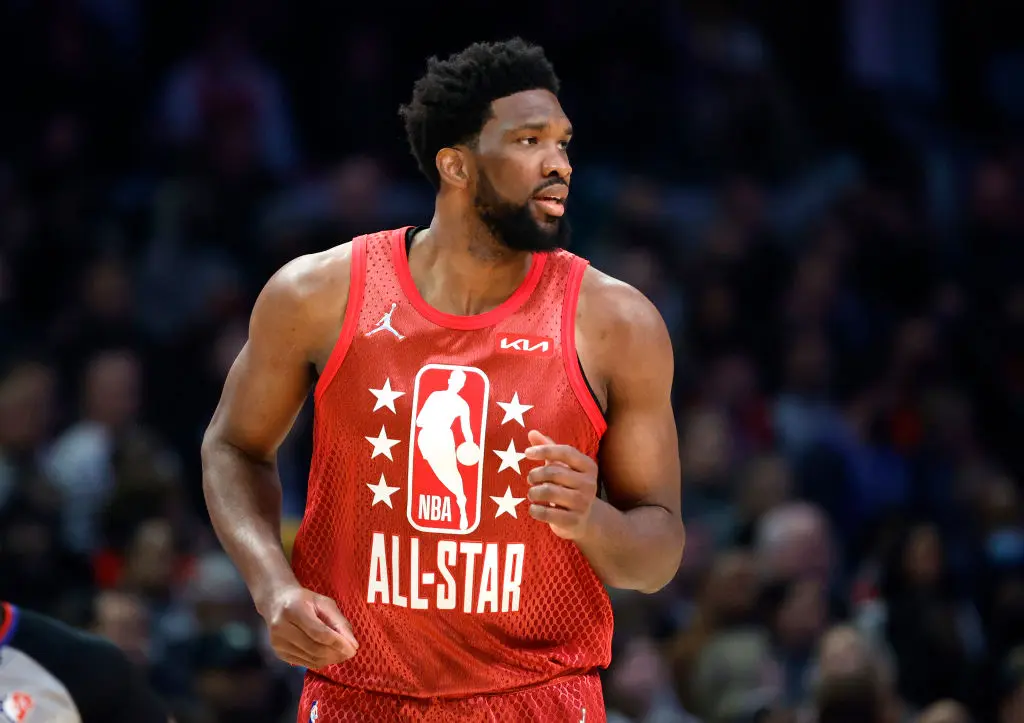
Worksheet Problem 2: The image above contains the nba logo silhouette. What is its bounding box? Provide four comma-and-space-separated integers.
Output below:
407, 364, 489, 535
308, 701, 318, 722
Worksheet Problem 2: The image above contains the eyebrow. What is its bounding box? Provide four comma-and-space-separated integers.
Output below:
509, 121, 573, 136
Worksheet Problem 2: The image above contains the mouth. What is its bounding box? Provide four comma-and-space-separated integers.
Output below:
531, 197, 565, 217
530, 185, 568, 218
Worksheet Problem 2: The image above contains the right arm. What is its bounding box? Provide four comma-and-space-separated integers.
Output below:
201, 246, 358, 667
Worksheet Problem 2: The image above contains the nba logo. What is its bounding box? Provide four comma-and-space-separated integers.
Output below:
407, 364, 489, 535
308, 701, 318, 723
1, 692, 34, 722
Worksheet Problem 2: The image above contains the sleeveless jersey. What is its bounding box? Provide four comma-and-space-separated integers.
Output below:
290, 227, 613, 699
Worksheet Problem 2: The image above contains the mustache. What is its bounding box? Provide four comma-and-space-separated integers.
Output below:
533, 179, 569, 195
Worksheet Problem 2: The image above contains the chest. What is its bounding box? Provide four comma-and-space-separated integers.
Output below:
316, 322, 600, 533
334, 325, 575, 441
313, 304, 607, 416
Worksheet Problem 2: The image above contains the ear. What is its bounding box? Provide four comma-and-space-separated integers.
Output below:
436, 147, 471, 189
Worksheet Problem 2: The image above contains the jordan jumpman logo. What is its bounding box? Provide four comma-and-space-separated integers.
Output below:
366, 302, 405, 340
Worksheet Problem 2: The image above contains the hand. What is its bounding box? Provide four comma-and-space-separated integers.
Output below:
258, 584, 358, 669
524, 430, 599, 540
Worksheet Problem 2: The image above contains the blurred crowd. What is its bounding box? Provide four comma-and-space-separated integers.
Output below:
1, 1, 1024, 722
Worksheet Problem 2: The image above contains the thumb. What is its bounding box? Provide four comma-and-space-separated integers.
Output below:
313, 596, 358, 650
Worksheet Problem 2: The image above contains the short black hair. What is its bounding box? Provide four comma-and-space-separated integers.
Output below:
399, 38, 560, 189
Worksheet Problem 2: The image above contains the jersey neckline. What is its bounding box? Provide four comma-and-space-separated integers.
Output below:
391, 226, 548, 331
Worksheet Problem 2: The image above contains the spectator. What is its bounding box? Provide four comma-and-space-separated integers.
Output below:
815, 668, 886, 723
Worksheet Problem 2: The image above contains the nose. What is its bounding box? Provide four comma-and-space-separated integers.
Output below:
541, 148, 571, 183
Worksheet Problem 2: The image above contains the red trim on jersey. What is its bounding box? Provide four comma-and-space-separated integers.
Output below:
314, 236, 368, 402
0, 601, 17, 645
562, 257, 608, 437
391, 227, 548, 330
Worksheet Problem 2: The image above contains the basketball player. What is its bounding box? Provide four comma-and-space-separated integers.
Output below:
202, 38, 685, 722
0, 602, 170, 722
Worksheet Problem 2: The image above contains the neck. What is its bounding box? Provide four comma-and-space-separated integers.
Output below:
409, 207, 534, 316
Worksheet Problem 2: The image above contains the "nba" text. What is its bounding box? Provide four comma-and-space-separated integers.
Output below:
366, 533, 525, 613
417, 494, 451, 522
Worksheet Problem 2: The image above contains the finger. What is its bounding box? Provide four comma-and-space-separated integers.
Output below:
272, 639, 318, 669
527, 464, 593, 490
529, 503, 577, 528
527, 429, 555, 448
288, 601, 357, 658
280, 625, 353, 668
526, 431, 571, 470
313, 596, 359, 652
287, 605, 344, 647
527, 483, 586, 511
524, 441, 597, 473
283, 619, 341, 661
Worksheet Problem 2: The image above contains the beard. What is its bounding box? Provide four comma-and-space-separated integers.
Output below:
473, 169, 570, 252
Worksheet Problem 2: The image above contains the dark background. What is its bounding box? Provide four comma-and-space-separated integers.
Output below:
1, 1, 1023, 721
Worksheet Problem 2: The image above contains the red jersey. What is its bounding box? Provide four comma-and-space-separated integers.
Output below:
290, 227, 613, 700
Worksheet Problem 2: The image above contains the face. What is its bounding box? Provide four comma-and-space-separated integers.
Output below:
469, 89, 572, 252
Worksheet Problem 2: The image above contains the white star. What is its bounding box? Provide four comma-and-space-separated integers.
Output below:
369, 378, 405, 413
496, 392, 533, 427
366, 474, 400, 508
365, 426, 400, 461
491, 485, 526, 519
493, 439, 527, 474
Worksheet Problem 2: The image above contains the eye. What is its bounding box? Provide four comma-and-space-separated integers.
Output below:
558, 140, 570, 150
517, 137, 539, 145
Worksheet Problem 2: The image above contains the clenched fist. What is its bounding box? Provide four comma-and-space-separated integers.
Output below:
258, 585, 358, 669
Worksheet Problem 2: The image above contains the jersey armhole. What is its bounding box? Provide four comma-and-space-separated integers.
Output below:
562, 258, 608, 437
314, 236, 368, 403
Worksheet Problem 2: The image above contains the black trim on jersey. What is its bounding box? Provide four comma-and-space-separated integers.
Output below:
403, 226, 605, 415
578, 361, 603, 414
2, 606, 168, 723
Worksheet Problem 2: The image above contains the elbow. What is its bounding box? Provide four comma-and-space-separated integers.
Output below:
199, 432, 221, 498
200, 428, 223, 473
200, 426, 240, 492
637, 519, 686, 594
201, 429, 274, 482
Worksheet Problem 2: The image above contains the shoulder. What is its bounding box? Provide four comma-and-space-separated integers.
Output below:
577, 265, 673, 361
8, 608, 127, 689
258, 242, 354, 315
574, 264, 674, 400
250, 241, 355, 346
10, 610, 168, 722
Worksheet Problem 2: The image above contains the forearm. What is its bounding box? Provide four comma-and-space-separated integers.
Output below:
575, 499, 685, 593
201, 436, 297, 611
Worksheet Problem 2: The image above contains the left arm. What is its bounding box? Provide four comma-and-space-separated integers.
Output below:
526, 274, 684, 593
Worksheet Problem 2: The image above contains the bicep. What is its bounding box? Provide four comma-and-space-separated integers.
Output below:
205, 279, 319, 461
596, 299, 680, 514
